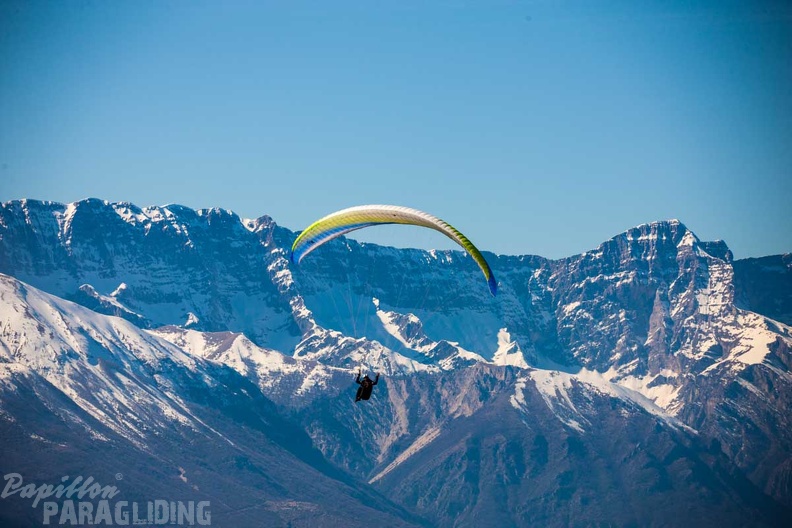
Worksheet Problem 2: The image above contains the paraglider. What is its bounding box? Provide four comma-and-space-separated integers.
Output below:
290, 205, 497, 404
354, 369, 379, 402
289, 204, 497, 296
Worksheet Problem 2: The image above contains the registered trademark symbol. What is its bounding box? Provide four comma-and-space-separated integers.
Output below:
115, 473, 123, 481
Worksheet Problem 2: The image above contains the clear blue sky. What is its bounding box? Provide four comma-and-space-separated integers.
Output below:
1, 1, 790, 259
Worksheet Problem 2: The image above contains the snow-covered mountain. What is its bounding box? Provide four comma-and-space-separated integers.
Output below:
1, 198, 790, 526
0, 273, 421, 527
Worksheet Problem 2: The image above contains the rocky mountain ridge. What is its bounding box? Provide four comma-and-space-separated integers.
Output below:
1, 198, 790, 526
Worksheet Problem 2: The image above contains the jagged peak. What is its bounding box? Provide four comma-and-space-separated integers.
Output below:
572, 219, 696, 261
699, 239, 733, 262
5, 197, 62, 208
1, 198, 67, 218
1, 198, 279, 237
196, 206, 237, 217
75, 196, 110, 206
626, 218, 691, 238
242, 215, 275, 233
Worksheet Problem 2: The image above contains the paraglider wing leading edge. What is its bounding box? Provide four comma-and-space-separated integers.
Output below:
290, 205, 497, 296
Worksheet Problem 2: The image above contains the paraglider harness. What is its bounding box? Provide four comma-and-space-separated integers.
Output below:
355, 369, 379, 402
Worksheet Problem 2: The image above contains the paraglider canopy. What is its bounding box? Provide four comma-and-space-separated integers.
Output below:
290, 204, 497, 296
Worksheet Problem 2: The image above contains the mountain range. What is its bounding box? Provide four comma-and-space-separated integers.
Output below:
1, 198, 790, 527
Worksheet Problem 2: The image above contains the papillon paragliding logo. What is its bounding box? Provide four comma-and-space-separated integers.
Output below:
2, 473, 211, 526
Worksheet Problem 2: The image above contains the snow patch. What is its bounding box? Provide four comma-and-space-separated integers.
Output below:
521, 367, 689, 433
492, 328, 529, 368
728, 313, 776, 366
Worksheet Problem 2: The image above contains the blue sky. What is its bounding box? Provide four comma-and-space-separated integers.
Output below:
1, 1, 789, 259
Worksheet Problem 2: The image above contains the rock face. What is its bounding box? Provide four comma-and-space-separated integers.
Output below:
0, 199, 300, 351
733, 254, 792, 325
369, 366, 785, 527
1, 198, 790, 526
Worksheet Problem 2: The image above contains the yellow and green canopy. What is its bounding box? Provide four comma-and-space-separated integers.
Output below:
290, 205, 497, 296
